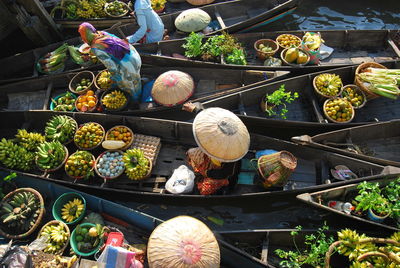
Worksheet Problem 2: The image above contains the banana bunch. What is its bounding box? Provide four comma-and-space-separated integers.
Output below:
302, 32, 324, 51
61, 198, 84, 223
36, 141, 66, 170
92, 0, 107, 17
337, 229, 372, 261
123, 148, 150, 180
315, 73, 343, 96
0, 138, 35, 171
0, 191, 40, 232
76, 0, 97, 18
97, 70, 113, 90
45, 115, 78, 144
102, 90, 127, 110
36, 255, 78, 268
15, 129, 45, 151
38, 44, 68, 74
40, 222, 69, 254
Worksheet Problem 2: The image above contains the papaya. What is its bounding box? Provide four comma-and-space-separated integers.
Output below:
296, 51, 308, 64
284, 48, 299, 63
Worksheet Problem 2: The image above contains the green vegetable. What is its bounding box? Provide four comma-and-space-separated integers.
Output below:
357, 68, 400, 99
182, 32, 203, 58
263, 84, 299, 119
225, 48, 247, 65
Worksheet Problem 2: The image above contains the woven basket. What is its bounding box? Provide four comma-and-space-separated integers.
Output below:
104, 1, 129, 18
276, 34, 301, 50
186, 0, 215, 5
65, 151, 96, 180
254, 39, 278, 60
37, 220, 70, 255
105, 125, 134, 150
313, 74, 343, 99
36, 146, 69, 172
281, 48, 310, 67
100, 89, 130, 112
354, 62, 387, 100
0, 188, 45, 239
69, 71, 95, 95
94, 70, 115, 91
257, 151, 297, 189
74, 122, 105, 150
323, 97, 355, 124
75, 94, 98, 113
94, 150, 125, 180
340, 84, 367, 109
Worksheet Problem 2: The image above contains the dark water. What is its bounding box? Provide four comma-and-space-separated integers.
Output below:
263, 0, 400, 31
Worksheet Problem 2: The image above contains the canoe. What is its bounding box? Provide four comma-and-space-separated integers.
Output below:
138, 61, 400, 137
292, 119, 400, 167
0, 172, 266, 268
136, 29, 400, 73
0, 110, 397, 204
54, 0, 299, 33
0, 66, 288, 113
297, 174, 400, 231
0, 0, 298, 85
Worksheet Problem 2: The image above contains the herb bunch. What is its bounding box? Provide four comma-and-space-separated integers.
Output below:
264, 84, 299, 119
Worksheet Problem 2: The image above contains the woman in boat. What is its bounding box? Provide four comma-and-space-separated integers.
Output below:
126, 0, 164, 44
78, 22, 142, 101
183, 102, 250, 195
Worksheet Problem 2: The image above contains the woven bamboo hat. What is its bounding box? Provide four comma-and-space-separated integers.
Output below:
147, 216, 220, 268
193, 107, 250, 162
151, 70, 195, 107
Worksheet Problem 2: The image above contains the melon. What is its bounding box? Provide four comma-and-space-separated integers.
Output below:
174, 8, 211, 33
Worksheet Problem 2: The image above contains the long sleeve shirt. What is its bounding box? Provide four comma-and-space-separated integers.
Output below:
127, 0, 164, 44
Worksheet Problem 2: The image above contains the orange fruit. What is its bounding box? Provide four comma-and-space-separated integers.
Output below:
87, 90, 95, 96
88, 100, 96, 108
76, 103, 83, 110
87, 96, 96, 102
79, 96, 87, 102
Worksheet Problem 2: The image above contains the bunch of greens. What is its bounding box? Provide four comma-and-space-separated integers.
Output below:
274, 223, 335, 268
225, 48, 247, 65
354, 180, 393, 217
182, 32, 203, 58
357, 68, 400, 99
263, 84, 299, 119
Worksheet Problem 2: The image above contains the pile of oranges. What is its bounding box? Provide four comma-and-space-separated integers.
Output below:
76, 90, 97, 112
106, 126, 133, 147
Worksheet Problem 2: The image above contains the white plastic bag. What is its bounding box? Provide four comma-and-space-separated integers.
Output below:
165, 165, 195, 194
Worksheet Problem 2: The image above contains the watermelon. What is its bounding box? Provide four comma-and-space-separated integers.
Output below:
174, 8, 211, 33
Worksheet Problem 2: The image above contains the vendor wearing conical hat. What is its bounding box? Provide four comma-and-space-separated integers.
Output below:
183, 103, 250, 195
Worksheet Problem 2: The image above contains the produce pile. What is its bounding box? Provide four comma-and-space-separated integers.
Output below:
183, 32, 247, 65
73, 77, 92, 93
101, 90, 127, 110
36, 141, 67, 171
356, 67, 400, 99
37, 44, 68, 74
76, 90, 98, 112
324, 98, 354, 123
68, 45, 97, 66
39, 222, 69, 253
123, 148, 150, 180
45, 115, 78, 144
0, 190, 42, 233
74, 122, 104, 149
51, 92, 76, 112
96, 70, 114, 90
73, 223, 105, 253
341, 86, 365, 108
282, 47, 309, 65
106, 126, 133, 147
96, 151, 125, 178
276, 34, 301, 49
314, 73, 343, 97
65, 151, 95, 178
105, 1, 129, 16
61, 198, 85, 223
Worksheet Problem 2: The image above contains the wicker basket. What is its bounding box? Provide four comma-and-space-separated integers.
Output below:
0, 188, 45, 239
36, 146, 69, 172
94, 150, 125, 180
65, 151, 96, 180
276, 34, 301, 50
69, 71, 95, 95
75, 94, 98, 113
354, 62, 387, 100
257, 151, 297, 189
74, 122, 105, 150
187, 0, 215, 5
100, 89, 130, 112
280, 48, 310, 67
105, 125, 134, 150
340, 84, 367, 109
313, 74, 343, 99
323, 97, 355, 124
104, 1, 129, 18
254, 39, 278, 60
37, 220, 70, 255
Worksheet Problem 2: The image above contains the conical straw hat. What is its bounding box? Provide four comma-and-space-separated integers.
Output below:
193, 107, 250, 162
151, 70, 195, 107
147, 216, 220, 268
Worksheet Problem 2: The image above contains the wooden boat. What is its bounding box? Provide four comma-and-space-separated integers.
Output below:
292, 120, 400, 167
136, 29, 400, 73
54, 0, 298, 32
0, 0, 298, 85
0, 66, 288, 113
0, 173, 266, 268
137, 61, 400, 137
297, 174, 400, 231
0, 111, 397, 203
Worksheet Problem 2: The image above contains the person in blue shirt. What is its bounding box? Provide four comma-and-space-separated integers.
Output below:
127, 0, 165, 44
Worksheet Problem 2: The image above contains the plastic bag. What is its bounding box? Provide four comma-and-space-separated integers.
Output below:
97, 245, 143, 268
0, 246, 32, 268
165, 165, 195, 194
